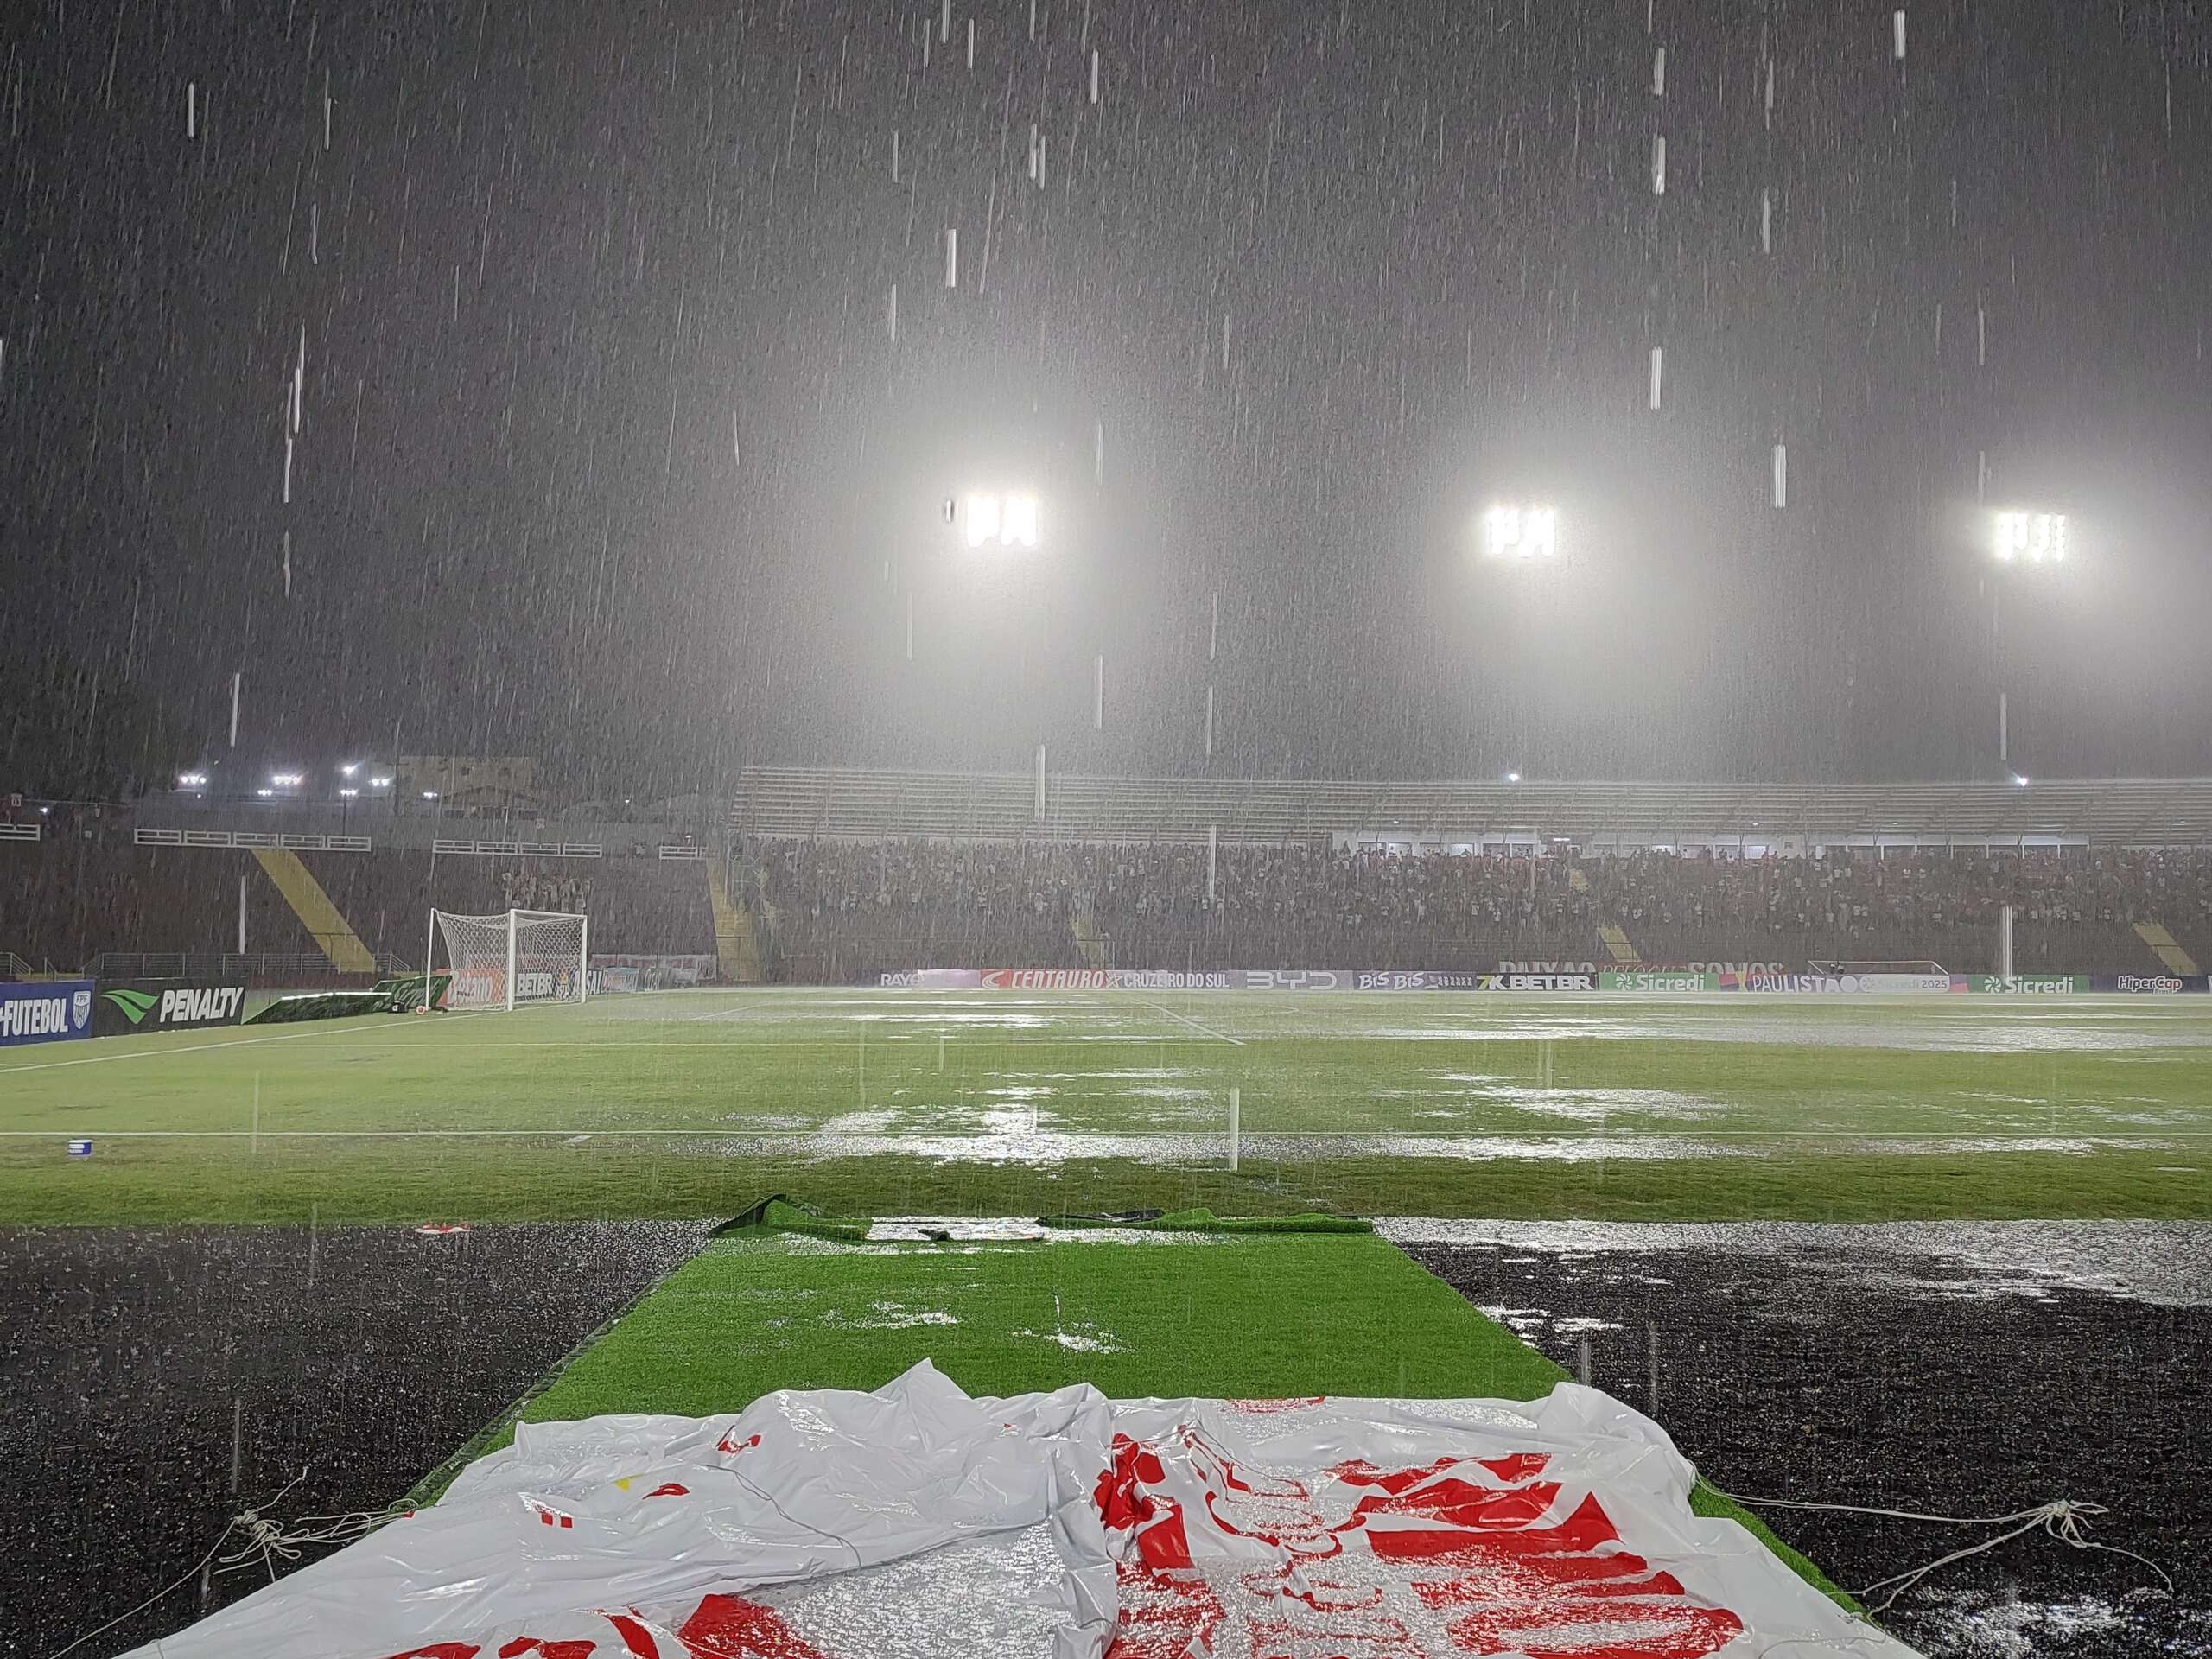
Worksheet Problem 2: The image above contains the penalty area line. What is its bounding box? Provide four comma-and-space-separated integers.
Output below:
1141, 999, 1245, 1046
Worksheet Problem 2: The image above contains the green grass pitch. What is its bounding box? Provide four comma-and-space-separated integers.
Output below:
3, 987, 2206, 1224
406, 1224, 1854, 1608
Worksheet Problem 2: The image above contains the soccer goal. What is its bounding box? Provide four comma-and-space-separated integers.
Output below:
427, 908, 588, 1012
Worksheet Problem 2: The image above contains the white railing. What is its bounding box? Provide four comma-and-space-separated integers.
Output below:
431, 839, 602, 858
657, 844, 707, 859
0, 822, 40, 842
135, 828, 371, 851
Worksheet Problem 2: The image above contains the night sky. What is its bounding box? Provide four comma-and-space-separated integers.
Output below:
4, 0, 2209, 797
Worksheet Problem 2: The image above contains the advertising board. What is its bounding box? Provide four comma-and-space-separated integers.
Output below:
0, 979, 95, 1047
92, 980, 248, 1037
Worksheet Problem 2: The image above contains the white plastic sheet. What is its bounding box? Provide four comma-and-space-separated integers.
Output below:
122, 1363, 1916, 1659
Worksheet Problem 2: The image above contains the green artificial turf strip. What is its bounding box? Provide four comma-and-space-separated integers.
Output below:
430, 1228, 1850, 1610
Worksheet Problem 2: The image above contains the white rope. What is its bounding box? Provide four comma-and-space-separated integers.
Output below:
1716, 1489, 2176, 1612
41, 1467, 402, 1659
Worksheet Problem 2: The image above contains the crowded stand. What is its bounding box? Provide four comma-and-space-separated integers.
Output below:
7, 822, 2212, 983
754, 839, 2212, 981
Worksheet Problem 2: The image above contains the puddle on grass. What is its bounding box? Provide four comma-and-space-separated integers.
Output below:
822, 1300, 959, 1332
1013, 1321, 1126, 1355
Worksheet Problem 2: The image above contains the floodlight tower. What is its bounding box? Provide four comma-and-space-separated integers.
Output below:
1479, 504, 1560, 562
1986, 507, 2069, 772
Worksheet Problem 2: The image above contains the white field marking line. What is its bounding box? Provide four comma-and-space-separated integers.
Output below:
0, 1023, 416, 1073
3, 1128, 2203, 1141
1140, 999, 1245, 1046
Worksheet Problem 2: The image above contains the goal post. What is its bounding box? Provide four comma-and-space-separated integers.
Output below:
429, 908, 588, 1011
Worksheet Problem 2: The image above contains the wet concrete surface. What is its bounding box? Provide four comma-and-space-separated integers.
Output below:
0, 1222, 706, 1659
1391, 1221, 2212, 1657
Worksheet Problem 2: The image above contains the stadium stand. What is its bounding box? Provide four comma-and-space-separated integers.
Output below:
0, 842, 715, 976
751, 839, 2212, 979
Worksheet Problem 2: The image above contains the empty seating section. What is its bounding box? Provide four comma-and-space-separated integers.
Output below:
754, 838, 2212, 978
0, 845, 714, 973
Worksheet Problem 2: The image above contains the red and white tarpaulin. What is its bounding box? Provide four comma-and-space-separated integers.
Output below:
123, 1362, 1916, 1659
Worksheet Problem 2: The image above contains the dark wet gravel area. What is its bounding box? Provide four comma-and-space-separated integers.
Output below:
0, 1221, 707, 1659
1401, 1232, 2212, 1658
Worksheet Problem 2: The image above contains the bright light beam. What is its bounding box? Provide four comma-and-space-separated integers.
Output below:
1483, 504, 1559, 559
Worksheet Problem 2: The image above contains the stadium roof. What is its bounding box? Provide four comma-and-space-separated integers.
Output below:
734, 767, 2212, 847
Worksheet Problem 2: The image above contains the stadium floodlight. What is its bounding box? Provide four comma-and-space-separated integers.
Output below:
255, 787, 274, 798
963, 492, 1041, 550
2013, 772, 2031, 787
1482, 504, 1559, 559
177, 772, 207, 787
422, 790, 440, 800
370, 775, 392, 788
270, 772, 303, 786
1505, 772, 1522, 783
1993, 509, 2068, 563
340, 762, 359, 777
339, 787, 359, 798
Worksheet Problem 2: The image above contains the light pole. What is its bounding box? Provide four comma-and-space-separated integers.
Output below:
1987, 508, 2069, 773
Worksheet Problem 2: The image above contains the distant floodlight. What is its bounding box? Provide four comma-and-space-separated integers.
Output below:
1505, 771, 1522, 783
177, 772, 207, 787
422, 790, 440, 800
2012, 773, 2031, 787
255, 787, 274, 798
966, 493, 1000, 547
1482, 504, 1559, 559
963, 492, 1040, 550
338, 787, 359, 798
270, 772, 303, 786
1993, 510, 2068, 564
340, 762, 359, 777
370, 775, 391, 788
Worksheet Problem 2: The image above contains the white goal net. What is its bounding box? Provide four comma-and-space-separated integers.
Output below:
429, 908, 588, 1012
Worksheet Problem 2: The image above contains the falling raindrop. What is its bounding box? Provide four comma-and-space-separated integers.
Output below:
1650, 136, 1666, 196
1772, 444, 1788, 510
1648, 346, 1663, 411
1893, 10, 1907, 61
944, 228, 958, 289
1651, 48, 1665, 98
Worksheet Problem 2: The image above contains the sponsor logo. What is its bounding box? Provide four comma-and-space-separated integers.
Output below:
72, 988, 92, 1025
93, 980, 249, 1034
879, 971, 918, 988
1603, 971, 1708, 993
0, 995, 80, 1038
157, 986, 244, 1024
1242, 970, 1343, 990
1502, 959, 1784, 976
1478, 973, 1598, 991
982, 969, 1111, 990
2115, 974, 2184, 994
1732, 973, 1857, 993
1356, 972, 1433, 990
101, 988, 160, 1026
